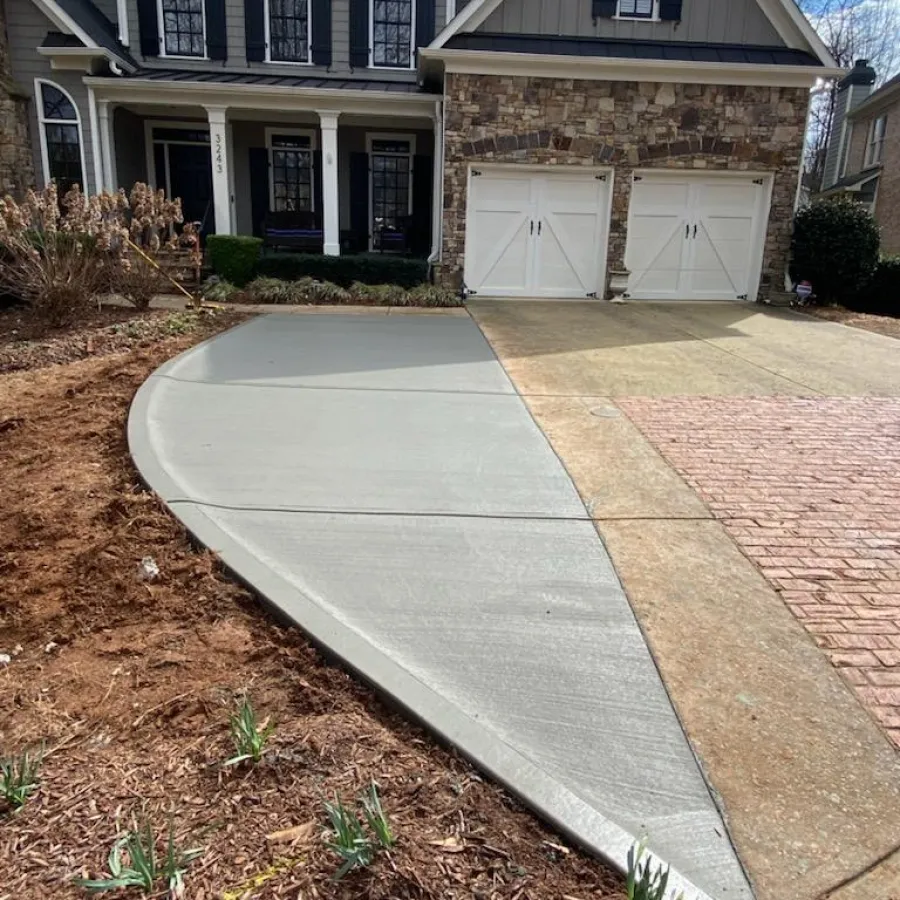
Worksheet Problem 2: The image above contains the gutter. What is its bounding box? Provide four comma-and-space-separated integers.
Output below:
420, 47, 843, 87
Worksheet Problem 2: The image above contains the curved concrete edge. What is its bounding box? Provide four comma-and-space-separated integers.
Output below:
128, 355, 718, 900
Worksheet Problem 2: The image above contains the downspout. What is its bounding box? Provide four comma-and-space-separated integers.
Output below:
116, 0, 129, 45
428, 97, 444, 270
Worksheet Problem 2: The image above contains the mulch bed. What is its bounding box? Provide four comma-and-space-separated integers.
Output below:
0, 314, 624, 899
806, 305, 900, 339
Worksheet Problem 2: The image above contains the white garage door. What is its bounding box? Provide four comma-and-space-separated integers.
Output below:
463, 167, 611, 298
624, 172, 771, 301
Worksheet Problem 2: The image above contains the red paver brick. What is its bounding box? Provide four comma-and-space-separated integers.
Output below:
619, 396, 900, 749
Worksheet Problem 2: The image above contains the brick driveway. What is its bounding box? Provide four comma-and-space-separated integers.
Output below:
619, 396, 900, 749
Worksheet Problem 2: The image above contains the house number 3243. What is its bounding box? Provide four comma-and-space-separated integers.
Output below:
214, 133, 224, 175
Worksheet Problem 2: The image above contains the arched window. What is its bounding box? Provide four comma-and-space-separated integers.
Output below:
35, 80, 86, 194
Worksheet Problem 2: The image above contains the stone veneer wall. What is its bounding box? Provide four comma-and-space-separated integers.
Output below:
0, 0, 34, 198
441, 72, 809, 300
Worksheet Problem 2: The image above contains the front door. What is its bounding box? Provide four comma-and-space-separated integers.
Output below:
168, 144, 214, 235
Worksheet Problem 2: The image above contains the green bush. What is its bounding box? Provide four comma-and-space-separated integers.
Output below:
847, 256, 900, 317
257, 252, 427, 288
206, 235, 262, 286
790, 198, 880, 305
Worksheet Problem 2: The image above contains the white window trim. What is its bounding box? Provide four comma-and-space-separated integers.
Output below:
266, 126, 318, 213
35, 78, 89, 192
614, 0, 660, 22
366, 131, 415, 250
369, 0, 417, 71
264, 0, 313, 65
156, 0, 208, 60
865, 115, 887, 167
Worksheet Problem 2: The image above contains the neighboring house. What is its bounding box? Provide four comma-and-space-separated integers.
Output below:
821, 61, 900, 256
5, 0, 838, 300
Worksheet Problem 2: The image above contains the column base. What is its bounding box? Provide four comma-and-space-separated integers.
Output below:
323, 242, 341, 257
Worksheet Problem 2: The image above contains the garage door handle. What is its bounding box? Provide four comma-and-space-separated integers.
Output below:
538, 221, 542, 236
692, 224, 697, 239
530, 220, 534, 235
685, 223, 689, 239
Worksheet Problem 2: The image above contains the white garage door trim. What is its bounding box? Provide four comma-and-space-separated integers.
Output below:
463, 164, 613, 300
624, 170, 774, 302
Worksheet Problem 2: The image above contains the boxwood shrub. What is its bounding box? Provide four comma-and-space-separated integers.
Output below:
206, 235, 262, 286
257, 252, 428, 288
790, 198, 880, 305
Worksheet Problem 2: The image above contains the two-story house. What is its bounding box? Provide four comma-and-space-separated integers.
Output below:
821, 60, 900, 256
5, 0, 837, 301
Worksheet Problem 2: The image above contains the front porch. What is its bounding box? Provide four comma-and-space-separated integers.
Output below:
88, 77, 442, 260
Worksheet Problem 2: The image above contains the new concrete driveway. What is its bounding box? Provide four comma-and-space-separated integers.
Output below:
470, 300, 900, 900
129, 310, 750, 900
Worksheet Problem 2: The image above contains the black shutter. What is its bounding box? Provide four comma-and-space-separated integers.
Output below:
245, 0, 266, 61
592, 0, 617, 18
349, 0, 369, 68
311, 0, 332, 66
412, 155, 433, 257
137, 0, 159, 56
659, 0, 683, 20
416, 0, 435, 53
349, 151, 369, 249
249, 147, 269, 236
205, 0, 227, 59
313, 150, 324, 221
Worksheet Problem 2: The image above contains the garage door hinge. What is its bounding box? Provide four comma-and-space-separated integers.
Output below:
633, 175, 643, 182
595, 174, 607, 181
753, 178, 763, 185
737, 294, 748, 300
586, 291, 598, 298
472, 169, 482, 176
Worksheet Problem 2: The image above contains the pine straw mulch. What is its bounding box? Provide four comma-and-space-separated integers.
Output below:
806, 304, 900, 339
0, 319, 625, 900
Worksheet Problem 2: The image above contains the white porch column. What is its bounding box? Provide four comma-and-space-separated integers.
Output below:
317, 110, 341, 256
205, 105, 233, 235
98, 100, 116, 191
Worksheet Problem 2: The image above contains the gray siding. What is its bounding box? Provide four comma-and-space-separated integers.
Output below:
113, 106, 146, 188
94, 0, 119, 27
126, 0, 442, 82
5, 1, 98, 193
479, 0, 784, 45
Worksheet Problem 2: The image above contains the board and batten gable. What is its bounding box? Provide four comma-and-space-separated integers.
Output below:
4, 0, 98, 193
125, 0, 445, 80
477, 0, 785, 45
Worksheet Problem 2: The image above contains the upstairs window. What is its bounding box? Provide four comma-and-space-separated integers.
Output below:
866, 115, 887, 167
267, 0, 311, 63
371, 0, 414, 69
158, 0, 206, 57
36, 81, 85, 194
618, 0, 656, 18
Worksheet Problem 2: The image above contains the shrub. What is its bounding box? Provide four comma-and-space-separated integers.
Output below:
257, 252, 427, 288
305, 279, 351, 304
200, 276, 240, 303
206, 235, 262, 286
358, 283, 412, 306
847, 256, 900, 317
0, 183, 197, 325
790, 197, 880, 305
408, 284, 462, 308
245, 276, 307, 304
